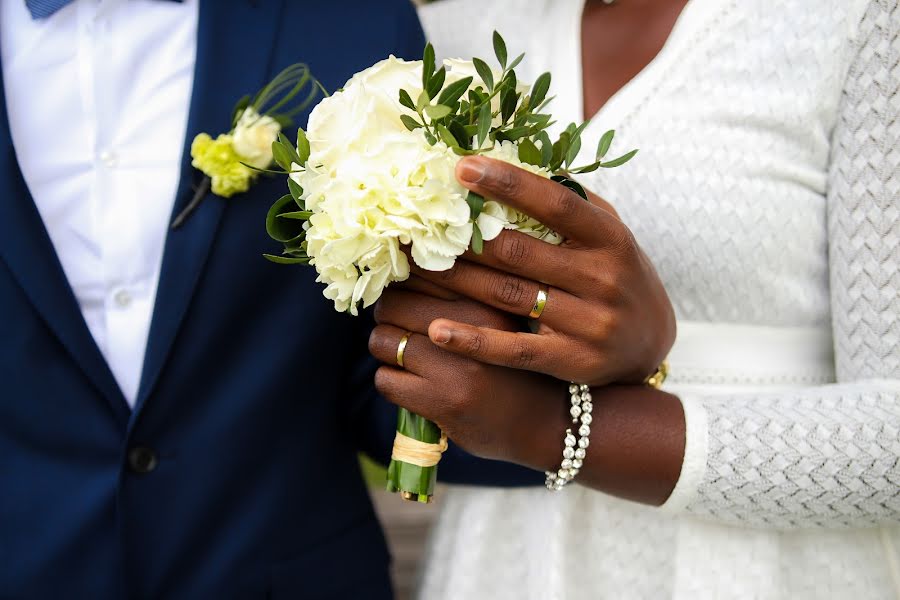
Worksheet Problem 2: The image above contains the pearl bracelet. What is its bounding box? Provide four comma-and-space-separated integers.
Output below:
545, 383, 593, 491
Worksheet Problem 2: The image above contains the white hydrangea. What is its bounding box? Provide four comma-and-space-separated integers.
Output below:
294, 55, 559, 315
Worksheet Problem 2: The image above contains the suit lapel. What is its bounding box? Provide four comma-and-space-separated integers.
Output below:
0, 40, 131, 426
133, 0, 285, 415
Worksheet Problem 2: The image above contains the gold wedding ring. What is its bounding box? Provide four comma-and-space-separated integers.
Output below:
396, 331, 413, 368
528, 284, 549, 319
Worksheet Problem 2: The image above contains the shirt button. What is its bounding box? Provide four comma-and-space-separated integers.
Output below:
98, 150, 118, 168
127, 447, 158, 474
113, 289, 132, 308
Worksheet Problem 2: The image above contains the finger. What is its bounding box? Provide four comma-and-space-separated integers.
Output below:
456, 155, 624, 246
586, 188, 620, 220
374, 366, 436, 421
368, 324, 443, 376
428, 318, 562, 376
374, 288, 520, 334
392, 274, 461, 301
410, 259, 584, 328
460, 229, 584, 293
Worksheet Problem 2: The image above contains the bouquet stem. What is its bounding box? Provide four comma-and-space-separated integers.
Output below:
386, 408, 444, 503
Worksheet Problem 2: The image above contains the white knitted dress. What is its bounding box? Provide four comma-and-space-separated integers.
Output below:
417, 0, 900, 598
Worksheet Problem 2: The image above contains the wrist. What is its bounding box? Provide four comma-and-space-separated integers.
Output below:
509, 379, 572, 472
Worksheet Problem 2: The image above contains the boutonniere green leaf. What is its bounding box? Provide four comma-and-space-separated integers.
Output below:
170, 64, 324, 229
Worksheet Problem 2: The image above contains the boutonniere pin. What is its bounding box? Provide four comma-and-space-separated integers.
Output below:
170, 64, 323, 229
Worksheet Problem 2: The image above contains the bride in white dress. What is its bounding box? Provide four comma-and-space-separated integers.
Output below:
415, 0, 900, 598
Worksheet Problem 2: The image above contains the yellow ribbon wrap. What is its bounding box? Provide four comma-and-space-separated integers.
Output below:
391, 431, 448, 468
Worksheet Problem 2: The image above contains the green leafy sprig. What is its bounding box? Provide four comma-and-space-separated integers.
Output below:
396, 31, 638, 250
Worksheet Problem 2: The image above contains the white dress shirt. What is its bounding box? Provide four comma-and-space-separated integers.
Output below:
1, 0, 198, 406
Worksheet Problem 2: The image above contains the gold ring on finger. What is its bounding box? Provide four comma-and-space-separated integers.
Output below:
528, 284, 550, 319
396, 331, 413, 368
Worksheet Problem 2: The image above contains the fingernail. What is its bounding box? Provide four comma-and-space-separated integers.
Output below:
457, 157, 487, 183
431, 326, 452, 344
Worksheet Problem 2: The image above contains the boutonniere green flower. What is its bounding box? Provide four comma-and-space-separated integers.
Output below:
171, 64, 323, 229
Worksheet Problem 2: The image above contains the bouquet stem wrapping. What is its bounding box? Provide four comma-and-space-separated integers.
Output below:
386, 408, 443, 503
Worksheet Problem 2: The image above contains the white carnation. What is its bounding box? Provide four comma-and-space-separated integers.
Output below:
232, 107, 281, 169
296, 56, 560, 314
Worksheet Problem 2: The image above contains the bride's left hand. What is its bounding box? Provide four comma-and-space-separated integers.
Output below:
406, 155, 674, 386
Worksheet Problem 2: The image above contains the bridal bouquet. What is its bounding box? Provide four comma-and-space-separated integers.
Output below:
264, 33, 636, 503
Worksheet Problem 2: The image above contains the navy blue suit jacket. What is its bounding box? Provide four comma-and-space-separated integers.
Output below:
0, 1, 537, 598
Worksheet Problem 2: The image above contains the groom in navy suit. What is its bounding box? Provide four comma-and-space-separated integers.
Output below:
0, 1, 536, 597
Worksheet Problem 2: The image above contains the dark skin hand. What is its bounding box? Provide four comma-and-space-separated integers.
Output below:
370, 288, 685, 506
408, 156, 675, 387
369, 0, 692, 506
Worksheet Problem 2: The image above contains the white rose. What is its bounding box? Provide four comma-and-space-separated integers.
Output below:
297, 58, 559, 314
232, 107, 281, 169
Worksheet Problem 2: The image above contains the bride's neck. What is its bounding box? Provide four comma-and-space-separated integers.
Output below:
581, 0, 689, 119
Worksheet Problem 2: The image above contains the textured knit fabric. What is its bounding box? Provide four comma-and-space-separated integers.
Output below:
418, 0, 900, 597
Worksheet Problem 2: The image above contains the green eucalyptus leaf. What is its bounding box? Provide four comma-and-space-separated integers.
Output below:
422, 43, 436, 89
451, 146, 478, 156
517, 138, 542, 166
416, 89, 430, 112
529, 73, 552, 109
495, 125, 532, 141
295, 128, 310, 164
597, 129, 615, 159
266, 194, 306, 243
437, 76, 474, 107
263, 254, 311, 265
424, 131, 437, 145
536, 131, 553, 166
399, 89, 416, 111
570, 161, 602, 174
550, 131, 570, 171
448, 119, 471, 150
565, 136, 582, 167
471, 221, 484, 255
551, 174, 588, 201
476, 102, 492, 148
424, 104, 452, 120
278, 210, 313, 220
506, 52, 525, 72
287, 178, 304, 204
400, 114, 423, 131
492, 31, 508, 68
466, 190, 485, 219
500, 88, 518, 124
600, 148, 639, 168
473, 57, 494, 91
564, 120, 591, 167
277, 133, 302, 165
271, 141, 294, 171
436, 124, 460, 148
426, 66, 446, 99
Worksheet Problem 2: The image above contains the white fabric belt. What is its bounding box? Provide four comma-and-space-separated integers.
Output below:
665, 320, 835, 388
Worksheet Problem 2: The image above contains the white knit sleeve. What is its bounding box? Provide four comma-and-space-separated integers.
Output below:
662, 0, 900, 529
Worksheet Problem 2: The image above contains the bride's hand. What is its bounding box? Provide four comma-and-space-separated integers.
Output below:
368, 290, 686, 505
406, 155, 675, 386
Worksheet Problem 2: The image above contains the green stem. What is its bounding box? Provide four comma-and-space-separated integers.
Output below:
385, 408, 442, 503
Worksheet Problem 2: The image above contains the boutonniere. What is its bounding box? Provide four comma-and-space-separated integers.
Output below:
170, 64, 323, 229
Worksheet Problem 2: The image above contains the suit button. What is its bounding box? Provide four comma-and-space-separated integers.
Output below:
128, 447, 158, 474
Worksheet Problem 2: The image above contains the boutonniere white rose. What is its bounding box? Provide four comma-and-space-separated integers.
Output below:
258, 32, 638, 505
170, 65, 322, 229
